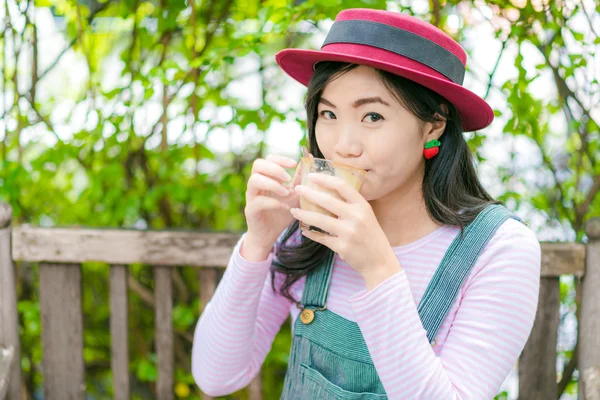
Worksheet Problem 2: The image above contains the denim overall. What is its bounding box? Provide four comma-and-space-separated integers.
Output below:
280, 204, 524, 399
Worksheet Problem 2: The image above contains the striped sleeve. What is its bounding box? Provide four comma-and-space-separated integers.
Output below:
349, 221, 541, 399
191, 231, 293, 396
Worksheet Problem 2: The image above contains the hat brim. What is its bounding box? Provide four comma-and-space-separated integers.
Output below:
275, 48, 494, 132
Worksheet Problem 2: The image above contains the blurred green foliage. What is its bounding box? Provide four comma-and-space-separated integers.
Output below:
1, 0, 598, 398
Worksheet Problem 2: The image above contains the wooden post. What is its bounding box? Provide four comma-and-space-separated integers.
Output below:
0, 203, 21, 400
199, 268, 217, 400
248, 376, 263, 400
198, 267, 262, 399
39, 263, 85, 399
579, 218, 600, 400
154, 266, 173, 400
0, 347, 14, 400
518, 277, 560, 399
110, 265, 130, 400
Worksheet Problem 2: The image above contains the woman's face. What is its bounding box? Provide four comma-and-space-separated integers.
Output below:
315, 65, 443, 202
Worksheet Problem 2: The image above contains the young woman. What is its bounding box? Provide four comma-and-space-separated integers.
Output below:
192, 8, 541, 399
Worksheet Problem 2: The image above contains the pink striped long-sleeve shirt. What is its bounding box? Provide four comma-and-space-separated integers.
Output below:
192, 218, 541, 399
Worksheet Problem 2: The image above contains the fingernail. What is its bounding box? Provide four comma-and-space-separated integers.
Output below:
282, 172, 292, 181
280, 187, 290, 196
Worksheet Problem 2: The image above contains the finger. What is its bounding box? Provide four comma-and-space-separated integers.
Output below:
290, 208, 340, 237
247, 173, 291, 200
301, 229, 336, 248
248, 158, 292, 195
295, 184, 348, 219
251, 158, 294, 185
265, 154, 297, 170
288, 158, 303, 189
246, 195, 290, 214
306, 173, 364, 204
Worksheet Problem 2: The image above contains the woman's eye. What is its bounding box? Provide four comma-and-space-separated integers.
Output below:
363, 112, 384, 123
319, 110, 336, 120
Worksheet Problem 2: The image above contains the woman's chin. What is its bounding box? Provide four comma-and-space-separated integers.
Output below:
359, 184, 370, 200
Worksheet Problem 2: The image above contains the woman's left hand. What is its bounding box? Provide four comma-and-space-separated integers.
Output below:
291, 173, 401, 281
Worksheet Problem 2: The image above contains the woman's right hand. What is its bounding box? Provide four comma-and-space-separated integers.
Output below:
244, 154, 303, 250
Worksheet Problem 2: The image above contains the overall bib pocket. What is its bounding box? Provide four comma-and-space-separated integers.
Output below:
300, 364, 389, 400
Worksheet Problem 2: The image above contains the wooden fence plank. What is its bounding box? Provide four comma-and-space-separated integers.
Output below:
13, 227, 585, 277
154, 266, 173, 400
199, 268, 218, 400
518, 277, 560, 399
110, 265, 130, 400
12, 227, 240, 267
39, 263, 85, 400
199, 268, 217, 314
581, 367, 600, 400
0, 203, 21, 400
580, 218, 600, 399
0, 347, 13, 400
249, 376, 263, 400
197, 268, 263, 399
540, 242, 586, 277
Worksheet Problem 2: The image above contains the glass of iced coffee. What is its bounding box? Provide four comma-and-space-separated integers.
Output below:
298, 156, 367, 235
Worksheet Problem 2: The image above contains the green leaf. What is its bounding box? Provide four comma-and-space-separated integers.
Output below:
173, 305, 196, 330
136, 359, 158, 382
570, 30, 584, 41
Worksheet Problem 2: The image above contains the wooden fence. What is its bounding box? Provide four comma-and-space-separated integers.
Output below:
1, 201, 599, 399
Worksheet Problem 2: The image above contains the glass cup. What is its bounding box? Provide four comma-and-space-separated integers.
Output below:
298, 156, 367, 235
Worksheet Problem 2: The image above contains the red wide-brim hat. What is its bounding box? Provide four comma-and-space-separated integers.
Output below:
275, 8, 494, 132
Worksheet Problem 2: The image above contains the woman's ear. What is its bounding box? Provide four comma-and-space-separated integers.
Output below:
423, 113, 447, 143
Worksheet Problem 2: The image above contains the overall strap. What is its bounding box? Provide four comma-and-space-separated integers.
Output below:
301, 249, 336, 308
417, 204, 523, 343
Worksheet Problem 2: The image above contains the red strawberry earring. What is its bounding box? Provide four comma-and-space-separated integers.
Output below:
424, 139, 440, 159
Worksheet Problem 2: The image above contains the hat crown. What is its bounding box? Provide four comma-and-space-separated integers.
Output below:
273, 8, 494, 131
332, 8, 467, 66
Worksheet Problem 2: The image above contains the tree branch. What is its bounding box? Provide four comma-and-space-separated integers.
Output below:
557, 337, 578, 397
24, 96, 62, 143
537, 39, 599, 133
537, 141, 573, 222
557, 279, 583, 397
31, 2, 108, 86
535, 34, 599, 232
580, 0, 599, 39
430, 0, 441, 27
171, 269, 189, 303
484, 39, 508, 100
128, 274, 155, 305
24, 95, 92, 170
199, 0, 234, 59
2, 0, 11, 161
30, 8, 38, 104
36, 37, 77, 83
576, 174, 600, 221
143, 0, 235, 148
127, 0, 140, 70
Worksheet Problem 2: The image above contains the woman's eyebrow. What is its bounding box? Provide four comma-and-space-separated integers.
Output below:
319, 97, 337, 108
352, 97, 390, 108
318, 96, 390, 108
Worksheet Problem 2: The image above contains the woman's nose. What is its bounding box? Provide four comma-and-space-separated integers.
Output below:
333, 126, 363, 158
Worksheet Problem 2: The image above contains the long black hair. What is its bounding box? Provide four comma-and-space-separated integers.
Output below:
270, 61, 501, 304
